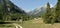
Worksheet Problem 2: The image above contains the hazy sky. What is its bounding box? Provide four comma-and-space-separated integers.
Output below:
10, 0, 57, 12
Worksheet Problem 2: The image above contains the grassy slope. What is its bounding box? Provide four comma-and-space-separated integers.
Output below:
21, 18, 60, 28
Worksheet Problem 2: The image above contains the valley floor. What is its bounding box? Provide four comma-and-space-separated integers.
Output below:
0, 18, 60, 28
21, 18, 60, 28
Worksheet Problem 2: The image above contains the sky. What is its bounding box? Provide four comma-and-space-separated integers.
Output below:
10, 0, 57, 12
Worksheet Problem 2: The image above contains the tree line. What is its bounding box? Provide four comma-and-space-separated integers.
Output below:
42, 0, 60, 24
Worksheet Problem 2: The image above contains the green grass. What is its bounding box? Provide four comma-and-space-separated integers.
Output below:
0, 24, 15, 28
0, 19, 60, 28
21, 19, 60, 28
21, 19, 44, 28
0, 26, 15, 28
0, 24, 15, 27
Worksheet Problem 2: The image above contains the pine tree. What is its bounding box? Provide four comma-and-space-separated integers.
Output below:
55, 0, 60, 22
42, 2, 52, 23
0, 0, 8, 21
50, 8, 56, 24
0, 3, 3, 21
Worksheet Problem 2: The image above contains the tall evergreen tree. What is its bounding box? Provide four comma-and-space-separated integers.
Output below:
42, 2, 52, 23
55, 0, 60, 22
0, 3, 3, 21
0, 0, 8, 21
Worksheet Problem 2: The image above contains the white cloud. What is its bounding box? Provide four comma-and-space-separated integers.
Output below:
45, 4, 47, 8
24, 9, 31, 13
50, 4, 54, 8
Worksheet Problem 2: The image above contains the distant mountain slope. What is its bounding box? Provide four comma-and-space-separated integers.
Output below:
0, 0, 26, 14
28, 6, 46, 17
6, 0, 26, 13
0, 0, 28, 21
28, 5, 55, 17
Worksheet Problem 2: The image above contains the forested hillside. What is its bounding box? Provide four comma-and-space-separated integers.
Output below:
0, 0, 28, 21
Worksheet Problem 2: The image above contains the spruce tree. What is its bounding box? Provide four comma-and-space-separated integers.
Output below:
0, 3, 3, 21
55, 0, 60, 22
0, 0, 7, 21
43, 2, 52, 23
